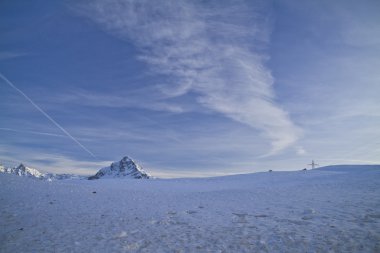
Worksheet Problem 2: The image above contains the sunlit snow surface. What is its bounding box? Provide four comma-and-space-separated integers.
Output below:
1, 165, 379, 252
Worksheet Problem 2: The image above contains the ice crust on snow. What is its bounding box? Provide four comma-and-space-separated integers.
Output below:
0, 164, 379, 252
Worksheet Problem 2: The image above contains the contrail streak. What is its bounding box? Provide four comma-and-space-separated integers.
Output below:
0, 73, 97, 158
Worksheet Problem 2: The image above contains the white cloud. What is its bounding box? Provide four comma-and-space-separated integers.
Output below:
76, 0, 301, 154
296, 146, 306, 156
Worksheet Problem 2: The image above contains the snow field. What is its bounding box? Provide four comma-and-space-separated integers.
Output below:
1, 166, 379, 252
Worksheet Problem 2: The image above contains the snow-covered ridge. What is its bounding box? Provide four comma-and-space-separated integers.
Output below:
315, 164, 380, 172
0, 156, 150, 180
2, 160, 378, 181
88, 156, 150, 180
0, 163, 84, 180
0, 163, 44, 178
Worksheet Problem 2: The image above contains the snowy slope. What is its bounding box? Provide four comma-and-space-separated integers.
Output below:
88, 156, 150, 179
315, 164, 380, 172
1, 165, 379, 252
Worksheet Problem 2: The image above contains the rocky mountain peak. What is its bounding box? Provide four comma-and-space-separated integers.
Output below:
88, 156, 150, 180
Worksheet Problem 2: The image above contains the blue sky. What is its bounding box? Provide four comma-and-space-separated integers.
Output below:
1, 0, 379, 177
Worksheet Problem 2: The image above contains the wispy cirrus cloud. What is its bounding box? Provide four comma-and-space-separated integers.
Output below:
0, 51, 27, 61
56, 89, 187, 113
76, 0, 301, 154
0, 150, 110, 175
0, 127, 66, 138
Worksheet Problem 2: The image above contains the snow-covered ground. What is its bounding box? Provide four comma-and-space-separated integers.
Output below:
1, 165, 379, 252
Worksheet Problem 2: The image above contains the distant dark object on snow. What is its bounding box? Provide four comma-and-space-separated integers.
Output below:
268, 170, 273, 172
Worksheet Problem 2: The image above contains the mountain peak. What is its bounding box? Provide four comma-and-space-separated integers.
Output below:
121, 156, 132, 161
88, 156, 150, 180
17, 163, 26, 169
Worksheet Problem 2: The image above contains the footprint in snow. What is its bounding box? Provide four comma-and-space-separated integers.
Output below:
254, 214, 268, 218
302, 208, 316, 220
363, 213, 380, 222
232, 213, 249, 224
303, 208, 316, 215
366, 213, 380, 219
232, 213, 248, 218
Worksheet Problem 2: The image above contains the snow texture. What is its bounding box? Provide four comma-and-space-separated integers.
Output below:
0, 165, 379, 252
